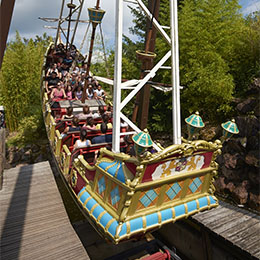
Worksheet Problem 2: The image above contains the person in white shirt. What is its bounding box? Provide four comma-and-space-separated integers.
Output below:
94, 84, 106, 100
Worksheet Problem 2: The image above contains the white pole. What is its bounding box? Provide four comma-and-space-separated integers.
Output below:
112, 0, 123, 152
170, 0, 181, 144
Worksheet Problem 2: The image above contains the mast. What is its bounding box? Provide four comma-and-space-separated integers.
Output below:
135, 0, 160, 129
0, 0, 16, 69
81, 0, 105, 103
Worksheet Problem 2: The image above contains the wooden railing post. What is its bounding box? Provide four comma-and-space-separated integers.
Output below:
55, 130, 62, 157
63, 145, 71, 178
50, 116, 56, 146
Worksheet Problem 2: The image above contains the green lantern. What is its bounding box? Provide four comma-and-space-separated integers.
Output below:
221, 119, 239, 142
185, 111, 205, 140
132, 129, 153, 158
88, 8, 106, 24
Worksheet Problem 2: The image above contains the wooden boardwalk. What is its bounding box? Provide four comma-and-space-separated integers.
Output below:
192, 200, 260, 259
0, 161, 90, 260
156, 200, 260, 260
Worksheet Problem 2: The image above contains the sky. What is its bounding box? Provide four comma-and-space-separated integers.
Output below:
6, 0, 260, 52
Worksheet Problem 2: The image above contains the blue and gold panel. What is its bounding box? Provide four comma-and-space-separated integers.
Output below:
98, 160, 126, 184
77, 187, 218, 243
137, 187, 160, 210
164, 181, 185, 203
96, 175, 106, 198
109, 182, 123, 210
187, 176, 204, 195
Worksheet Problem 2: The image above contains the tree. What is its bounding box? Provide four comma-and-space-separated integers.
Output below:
0, 32, 51, 144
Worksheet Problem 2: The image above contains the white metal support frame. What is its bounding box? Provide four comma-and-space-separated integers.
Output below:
112, 0, 123, 152
170, 0, 181, 144
112, 0, 182, 152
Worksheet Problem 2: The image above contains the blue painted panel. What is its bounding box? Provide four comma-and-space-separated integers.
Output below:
99, 161, 115, 170
108, 220, 118, 236
119, 223, 127, 236
78, 187, 86, 196
198, 197, 208, 208
116, 165, 125, 183
79, 190, 90, 204
146, 213, 158, 227
98, 176, 106, 194
209, 196, 217, 205
86, 198, 96, 211
92, 205, 104, 220
140, 190, 158, 207
161, 208, 173, 222
130, 218, 143, 232
100, 213, 113, 228
174, 204, 185, 217
107, 162, 119, 177
187, 200, 197, 212
110, 187, 120, 205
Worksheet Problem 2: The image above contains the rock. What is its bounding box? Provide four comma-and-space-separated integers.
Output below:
247, 135, 260, 151
223, 153, 238, 169
236, 116, 259, 138
236, 98, 257, 114
226, 182, 236, 193
245, 151, 259, 167
200, 126, 219, 141
221, 166, 244, 182
248, 192, 260, 212
248, 170, 260, 185
214, 177, 226, 192
31, 144, 40, 153
232, 180, 249, 205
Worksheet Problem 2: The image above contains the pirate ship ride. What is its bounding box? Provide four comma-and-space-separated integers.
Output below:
40, 0, 238, 244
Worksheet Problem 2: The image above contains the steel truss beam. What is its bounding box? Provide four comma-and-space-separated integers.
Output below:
112, 0, 181, 152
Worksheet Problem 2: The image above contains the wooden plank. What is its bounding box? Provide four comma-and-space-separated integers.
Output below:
0, 161, 89, 260
192, 204, 227, 222
223, 218, 260, 240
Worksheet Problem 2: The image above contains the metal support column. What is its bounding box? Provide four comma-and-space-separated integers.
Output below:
170, 0, 181, 144
112, 0, 123, 152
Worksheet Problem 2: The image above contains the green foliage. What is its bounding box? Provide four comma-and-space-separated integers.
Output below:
230, 11, 260, 95
7, 114, 46, 147
0, 31, 51, 145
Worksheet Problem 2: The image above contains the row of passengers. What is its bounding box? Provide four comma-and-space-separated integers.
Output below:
61, 105, 111, 120
63, 118, 112, 148
62, 112, 112, 132
47, 73, 105, 101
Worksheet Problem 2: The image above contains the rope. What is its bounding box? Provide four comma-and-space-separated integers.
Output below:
99, 24, 111, 78
79, 22, 90, 53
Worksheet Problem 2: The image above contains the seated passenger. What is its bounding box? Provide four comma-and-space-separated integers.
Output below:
75, 85, 83, 100
50, 82, 66, 100
61, 116, 81, 137
96, 114, 112, 130
92, 123, 112, 144
86, 84, 95, 100
83, 117, 96, 130
63, 52, 73, 67
93, 105, 106, 119
46, 63, 59, 78
77, 105, 92, 120
66, 85, 73, 100
73, 128, 91, 150
94, 84, 106, 100
45, 71, 60, 94
61, 107, 74, 120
